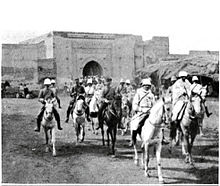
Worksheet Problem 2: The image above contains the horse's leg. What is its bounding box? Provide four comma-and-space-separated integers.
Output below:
44, 128, 49, 153
112, 126, 117, 156
82, 123, 85, 142
75, 122, 79, 143
110, 129, 115, 155
101, 125, 105, 146
156, 142, 164, 183
91, 119, 95, 134
106, 128, 110, 147
51, 128, 56, 156
188, 123, 198, 165
182, 127, 190, 163
132, 130, 138, 165
121, 117, 125, 136
141, 143, 145, 169
198, 118, 204, 136
144, 143, 150, 177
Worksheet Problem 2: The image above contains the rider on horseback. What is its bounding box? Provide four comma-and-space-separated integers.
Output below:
34, 78, 63, 132
190, 76, 212, 117
84, 78, 95, 122
171, 71, 191, 123
96, 76, 125, 130
65, 78, 85, 123
51, 79, 62, 109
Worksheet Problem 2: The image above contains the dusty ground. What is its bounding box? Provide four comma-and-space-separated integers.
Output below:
1, 96, 219, 184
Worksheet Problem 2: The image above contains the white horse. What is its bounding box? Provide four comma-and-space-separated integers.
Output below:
41, 98, 57, 157
120, 94, 131, 135
72, 96, 87, 143
192, 85, 207, 136
133, 97, 171, 184
89, 91, 100, 134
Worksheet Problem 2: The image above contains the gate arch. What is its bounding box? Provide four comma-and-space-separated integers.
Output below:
82, 61, 103, 77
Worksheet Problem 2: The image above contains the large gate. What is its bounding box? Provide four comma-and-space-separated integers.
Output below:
82, 61, 103, 77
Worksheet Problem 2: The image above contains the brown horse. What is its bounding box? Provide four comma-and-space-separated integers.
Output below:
100, 95, 122, 156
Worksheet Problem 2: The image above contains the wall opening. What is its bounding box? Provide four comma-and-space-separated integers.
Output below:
83, 61, 103, 77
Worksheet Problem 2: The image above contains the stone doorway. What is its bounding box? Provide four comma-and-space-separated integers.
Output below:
83, 61, 103, 77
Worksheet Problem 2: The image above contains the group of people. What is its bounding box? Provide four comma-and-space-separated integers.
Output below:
35, 71, 212, 144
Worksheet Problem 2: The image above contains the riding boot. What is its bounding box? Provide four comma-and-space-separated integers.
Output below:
85, 107, 91, 122
35, 107, 45, 132
53, 108, 63, 130
65, 105, 72, 123
96, 102, 107, 130
35, 117, 41, 132
56, 96, 62, 108
205, 106, 212, 117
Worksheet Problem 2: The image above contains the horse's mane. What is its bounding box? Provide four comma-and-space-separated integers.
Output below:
150, 99, 164, 115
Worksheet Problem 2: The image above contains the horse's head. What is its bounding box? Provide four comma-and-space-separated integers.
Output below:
111, 94, 122, 117
161, 97, 172, 125
121, 94, 129, 110
44, 99, 55, 121
75, 98, 86, 115
191, 86, 207, 116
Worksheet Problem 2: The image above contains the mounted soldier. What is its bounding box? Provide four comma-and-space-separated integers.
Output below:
51, 79, 61, 108
34, 78, 63, 132
190, 75, 212, 118
116, 78, 127, 95
65, 78, 85, 123
171, 71, 191, 123
96, 76, 124, 130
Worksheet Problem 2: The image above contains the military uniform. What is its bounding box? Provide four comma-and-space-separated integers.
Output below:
65, 82, 85, 123
171, 77, 191, 121
35, 84, 62, 132
131, 86, 155, 131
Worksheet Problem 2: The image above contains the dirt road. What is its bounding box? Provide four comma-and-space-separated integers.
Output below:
2, 97, 219, 184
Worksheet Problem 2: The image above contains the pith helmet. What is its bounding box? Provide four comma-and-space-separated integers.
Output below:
171, 76, 177, 82
141, 78, 151, 86
178, 71, 188, 77
125, 79, 131, 84
192, 76, 199, 81
44, 78, 51, 85
87, 78, 93, 84
105, 76, 112, 82
51, 79, 56, 84
120, 78, 125, 83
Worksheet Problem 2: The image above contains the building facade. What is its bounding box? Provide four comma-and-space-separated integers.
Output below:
2, 31, 169, 86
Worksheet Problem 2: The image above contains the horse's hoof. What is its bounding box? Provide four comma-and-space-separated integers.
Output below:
45, 147, 49, 153
134, 159, 138, 165
185, 157, 189, 164
111, 154, 116, 158
144, 172, 150, 177
53, 153, 56, 157
159, 179, 164, 184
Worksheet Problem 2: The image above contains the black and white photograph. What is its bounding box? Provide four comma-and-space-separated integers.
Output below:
1, 0, 219, 184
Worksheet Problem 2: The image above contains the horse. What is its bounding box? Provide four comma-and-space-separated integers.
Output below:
100, 95, 122, 156
193, 85, 207, 136
72, 95, 87, 143
132, 97, 171, 184
41, 98, 57, 157
120, 94, 132, 135
89, 91, 100, 134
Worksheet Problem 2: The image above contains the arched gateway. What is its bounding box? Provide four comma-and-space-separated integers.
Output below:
83, 61, 103, 77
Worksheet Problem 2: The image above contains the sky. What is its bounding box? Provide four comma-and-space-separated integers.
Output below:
0, 0, 219, 54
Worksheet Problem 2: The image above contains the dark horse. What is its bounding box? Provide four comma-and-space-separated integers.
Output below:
100, 95, 122, 156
